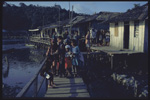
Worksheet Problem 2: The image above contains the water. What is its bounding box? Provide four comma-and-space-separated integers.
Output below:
2, 39, 46, 97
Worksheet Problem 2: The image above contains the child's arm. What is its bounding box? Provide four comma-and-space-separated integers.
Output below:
46, 47, 50, 56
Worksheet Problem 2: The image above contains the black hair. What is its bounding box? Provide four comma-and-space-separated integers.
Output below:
57, 36, 63, 40
71, 39, 77, 46
75, 30, 78, 33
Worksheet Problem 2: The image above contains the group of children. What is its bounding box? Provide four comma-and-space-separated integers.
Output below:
40, 36, 83, 88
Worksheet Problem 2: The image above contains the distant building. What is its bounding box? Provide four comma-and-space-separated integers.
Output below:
37, 19, 70, 38
63, 16, 88, 37
107, 3, 148, 53
37, 12, 122, 38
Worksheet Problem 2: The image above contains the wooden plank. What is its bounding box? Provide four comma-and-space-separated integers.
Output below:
53, 83, 85, 87
47, 84, 87, 89
54, 77, 84, 82
53, 82, 84, 84
54, 79, 83, 82
45, 93, 90, 97
46, 88, 88, 94
90, 46, 143, 55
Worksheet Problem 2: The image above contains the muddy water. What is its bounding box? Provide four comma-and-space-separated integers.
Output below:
2, 39, 46, 97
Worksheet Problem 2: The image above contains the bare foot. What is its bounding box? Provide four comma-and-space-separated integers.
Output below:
48, 85, 53, 88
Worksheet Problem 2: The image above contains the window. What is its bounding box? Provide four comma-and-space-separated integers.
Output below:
114, 23, 118, 37
134, 21, 139, 37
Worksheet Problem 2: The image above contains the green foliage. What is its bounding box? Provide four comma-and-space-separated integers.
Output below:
2, 3, 79, 30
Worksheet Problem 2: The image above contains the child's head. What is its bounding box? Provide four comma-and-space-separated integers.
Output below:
65, 45, 70, 52
57, 36, 62, 43
71, 39, 77, 46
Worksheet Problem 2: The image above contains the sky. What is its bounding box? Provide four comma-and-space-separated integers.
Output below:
6, 1, 147, 15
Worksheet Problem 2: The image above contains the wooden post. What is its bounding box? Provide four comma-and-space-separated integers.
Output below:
111, 55, 114, 70
46, 78, 48, 91
34, 76, 38, 97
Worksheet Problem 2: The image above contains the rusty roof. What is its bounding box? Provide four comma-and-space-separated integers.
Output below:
105, 3, 148, 23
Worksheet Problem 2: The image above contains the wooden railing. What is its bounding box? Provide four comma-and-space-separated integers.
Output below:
29, 37, 51, 45
82, 52, 110, 68
16, 58, 47, 97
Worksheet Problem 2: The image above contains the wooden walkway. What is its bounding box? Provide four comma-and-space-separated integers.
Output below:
44, 76, 90, 98
90, 46, 142, 55
30, 37, 50, 45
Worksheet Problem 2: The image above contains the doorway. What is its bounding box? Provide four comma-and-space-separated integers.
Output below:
124, 22, 129, 49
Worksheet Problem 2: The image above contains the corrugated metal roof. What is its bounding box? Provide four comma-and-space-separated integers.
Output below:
69, 16, 86, 24
79, 14, 98, 23
106, 3, 148, 23
96, 12, 122, 21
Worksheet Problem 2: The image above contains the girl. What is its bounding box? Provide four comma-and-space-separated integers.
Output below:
71, 39, 80, 77
65, 45, 72, 77
44, 39, 57, 87
46, 39, 58, 76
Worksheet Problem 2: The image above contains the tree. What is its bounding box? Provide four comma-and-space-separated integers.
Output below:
19, 3, 27, 8
2, 2, 82, 30
134, 4, 140, 8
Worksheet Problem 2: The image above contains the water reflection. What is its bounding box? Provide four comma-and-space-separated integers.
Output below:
2, 56, 10, 78
3, 83, 22, 98
3, 65, 9, 78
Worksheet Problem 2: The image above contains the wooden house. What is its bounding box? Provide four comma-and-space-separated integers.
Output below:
79, 14, 99, 36
96, 12, 122, 30
37, 19, 70, 38
107, 3, 148, 53
78, 12, 121, 36
63, 16, 88, 37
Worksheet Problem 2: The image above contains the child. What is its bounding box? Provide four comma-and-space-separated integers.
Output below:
40, 55, 55, 88
65, 45, 72, 77
71, 39, 80, 77
85, 30, 90, 52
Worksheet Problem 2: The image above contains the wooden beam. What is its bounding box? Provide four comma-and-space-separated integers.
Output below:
111, 55, 114, 70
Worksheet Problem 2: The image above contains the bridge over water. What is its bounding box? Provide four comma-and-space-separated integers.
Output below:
15, 38, 147, 98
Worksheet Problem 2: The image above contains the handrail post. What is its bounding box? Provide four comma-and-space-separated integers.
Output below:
111, 55, 114, 70
34, 76, 38, 97
46, 78, 48, 91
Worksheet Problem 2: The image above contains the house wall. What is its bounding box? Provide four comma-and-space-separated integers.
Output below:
129, 20, 145, 52
110, 20, 146, 52
109, 22, 124, 49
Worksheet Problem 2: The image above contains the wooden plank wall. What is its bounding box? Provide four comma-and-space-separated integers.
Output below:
109, 22, 124, 49
129, 21, 145, 52
110, 20, 145, 52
